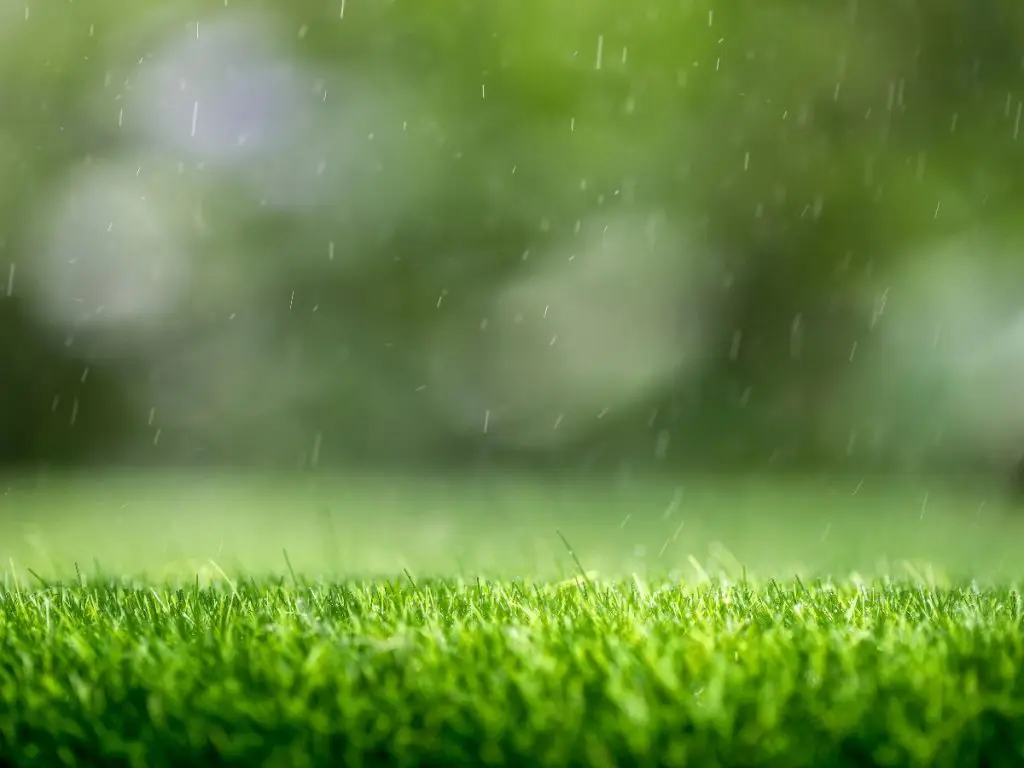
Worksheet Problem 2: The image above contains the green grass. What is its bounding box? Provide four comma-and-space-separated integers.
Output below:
3, 574, 1024, 767
3, 471, 1024, 766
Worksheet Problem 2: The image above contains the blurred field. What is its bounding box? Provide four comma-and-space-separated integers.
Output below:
0, 471, 1021, 582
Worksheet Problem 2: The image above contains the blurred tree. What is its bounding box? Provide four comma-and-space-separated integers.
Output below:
1, 0, 1023, 476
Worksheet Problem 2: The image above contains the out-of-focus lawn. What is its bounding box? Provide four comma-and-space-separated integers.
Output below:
0, 470, 1019, 583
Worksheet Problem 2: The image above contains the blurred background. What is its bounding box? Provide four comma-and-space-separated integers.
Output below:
2, 0, 1024, 578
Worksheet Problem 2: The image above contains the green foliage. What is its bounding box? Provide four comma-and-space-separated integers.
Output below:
5, 0, 1024, 468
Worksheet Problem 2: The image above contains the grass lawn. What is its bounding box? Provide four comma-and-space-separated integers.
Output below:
2, 471, 1024, 766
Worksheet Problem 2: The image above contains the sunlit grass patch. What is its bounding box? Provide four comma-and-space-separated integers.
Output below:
2, 572, 1024, 767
